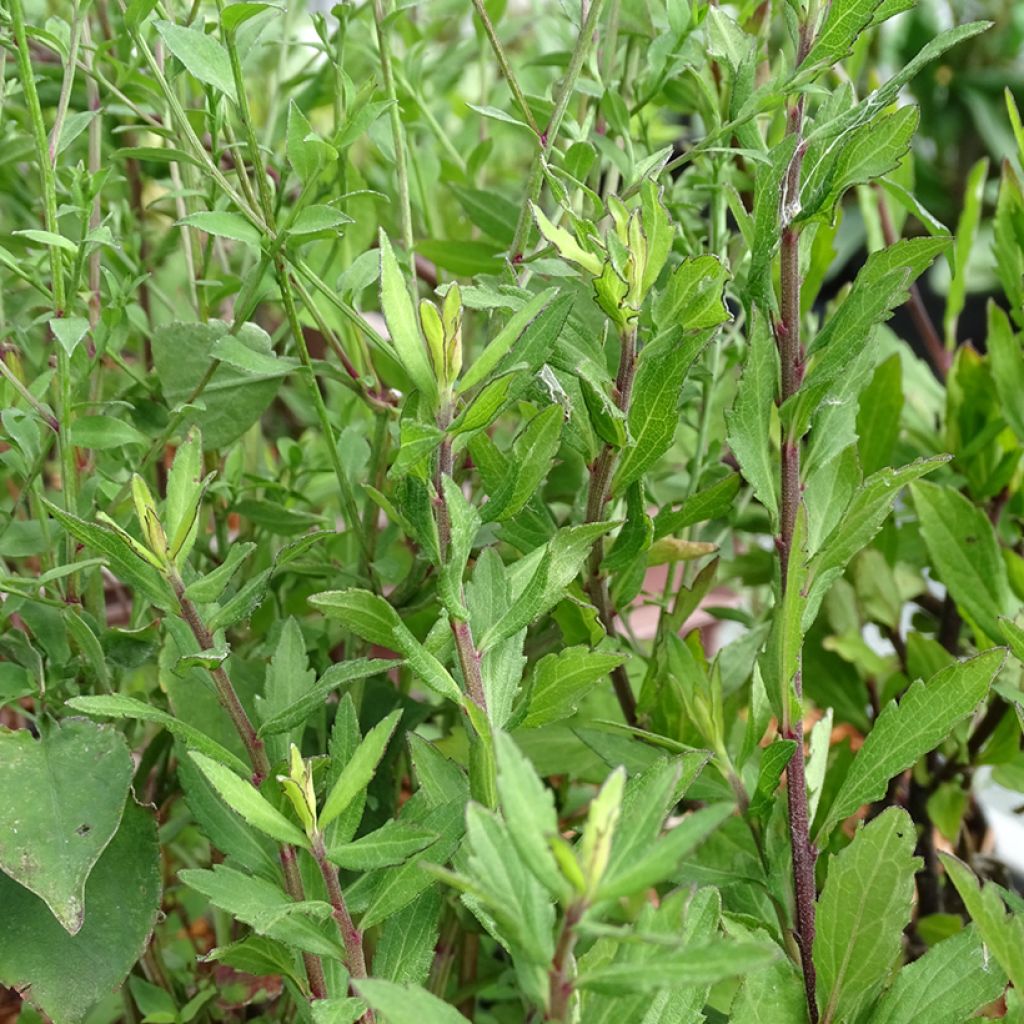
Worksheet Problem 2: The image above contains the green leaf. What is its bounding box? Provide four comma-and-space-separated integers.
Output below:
310, 590, 462, 704
596, 803, 733, 902
66, 694, 249, 776
183, 542, 255, 602
986, 301, 1024, 444
457, 289, 558, 393
653, 473, 741, 539
379, 231, 438, 407
652, 255, 731, 333
13, 228, 78, 254
287, 102, 335, 184
726, 311, 778, 524
730, 958, 808, 1024
188, 752, 310, 848
945, 157, 989, 346
814, 808, 920, 1024
50, 316, 90, 357
521, 647, 628, 727
940, 854, 1024, 991
817, 649, 1003, 839
494, 731, 566, 897
326, 821, 436, 870
872, 925, 1008, 1024
152, 321, 287, 449
154, 20, 235, 95
748, 136, 798, 311
319, 710, 402, 828
68, 415, 149, 450
481, 404, 563, 521
478, 521, 615, 649
372, 888, 442, 986
747, 740, 796, 822
355, 980, 469, 1024
531, 202, 603, 275
254, 618, 314, 761
612, 329, 713, 495
912, 480, 1013, 641
805, 457, 947, 621
0, 720, 133, 934
802, 0, 888, 70
0, 801, 161, 1024
180, 211, 261, 249
577, 941, 778, 992
180, 864, 342, 959
256, 658, 395, 737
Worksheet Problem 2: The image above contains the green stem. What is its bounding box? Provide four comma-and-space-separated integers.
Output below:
373, 0, 415, 270
470, 0, 541, 137
510, 0, 607, 262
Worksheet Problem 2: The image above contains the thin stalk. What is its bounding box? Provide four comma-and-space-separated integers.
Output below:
373, 0, 415, 268
470, 0, 541, 137
434, 427, 488, 714
0, 356, 60, 433
584, 325, 639, 726
11, 0, 79, 591
775, 13, 819, 1023
311, 834, 374, 1022
510, 0, 608, 263
48, 0, 85, 166
279, 844, 329, 1000
169, 572, 271, 784
546, 900, 585, 1021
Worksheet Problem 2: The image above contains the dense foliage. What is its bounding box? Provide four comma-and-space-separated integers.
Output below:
2, 1, 1024, 1022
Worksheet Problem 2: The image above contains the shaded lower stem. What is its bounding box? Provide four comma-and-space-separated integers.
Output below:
546, 901, 585, 1021
584, 326, 639, 727
311, 835, 373, 1021
280, 845, 329, 1000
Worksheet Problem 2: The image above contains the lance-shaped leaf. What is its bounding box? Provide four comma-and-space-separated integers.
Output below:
478, 521, 615, 649
814, 808, 920, 1024
817, 649, 1003, 839
67, 694, 249, 776
872, 925, 1007, 1024
804, 457, 947, 622
801, 0, 887, 70
154, 20, 234, 95
355, 980, 470, 1024
940, 854, 1024, 992
189, 752, 309, 848
320, 710, 402, 828
726, 311, 778, 524
612, 327, 714, 496
912, 480, 1013, 642
0, 720, 133, 935
379, 231, 438, 407
987, 301, 1024, 444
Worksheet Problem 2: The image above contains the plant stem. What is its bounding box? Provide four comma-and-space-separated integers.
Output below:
169, 572, 271, 785
776, 15, 819, 1023
311, 834, 373, 1021
510, 0, 607, 263
584, 325, 639, 726
470, 0, 541, 137
279, 843, 329, 1000
373, 0, 415, 270
546, 900, 585, 1021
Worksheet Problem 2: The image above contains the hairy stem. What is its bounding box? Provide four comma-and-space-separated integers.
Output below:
776, 15, 819, 1022
584, 325, 639, 726
546, 900, 585, 1021
279, 844, 328, 1000
311, 834, 374, 1021
169, 573, 271, 784
510, 0, 608, 263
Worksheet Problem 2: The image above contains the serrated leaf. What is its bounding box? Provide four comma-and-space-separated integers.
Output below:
481, 404, 563, 521
379, 231, 438, 407
802, 0, 887, 70
320, 710, 402, 828
612, 327, 712, 496
912, 480, 1013, 641
726, 312, 778, 523
355, 981, 469, 1024
814, 808, 920, 1024
372, 888, 442, 987
67, 694, 249, 776
154, 20, 235, 95
653, 473, 740, 539
326, 821, 436, 870
522, 647, 628, 728
817, 649, 1003, 839
872, 925, 1008, 1024
188, 752, 309, 848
